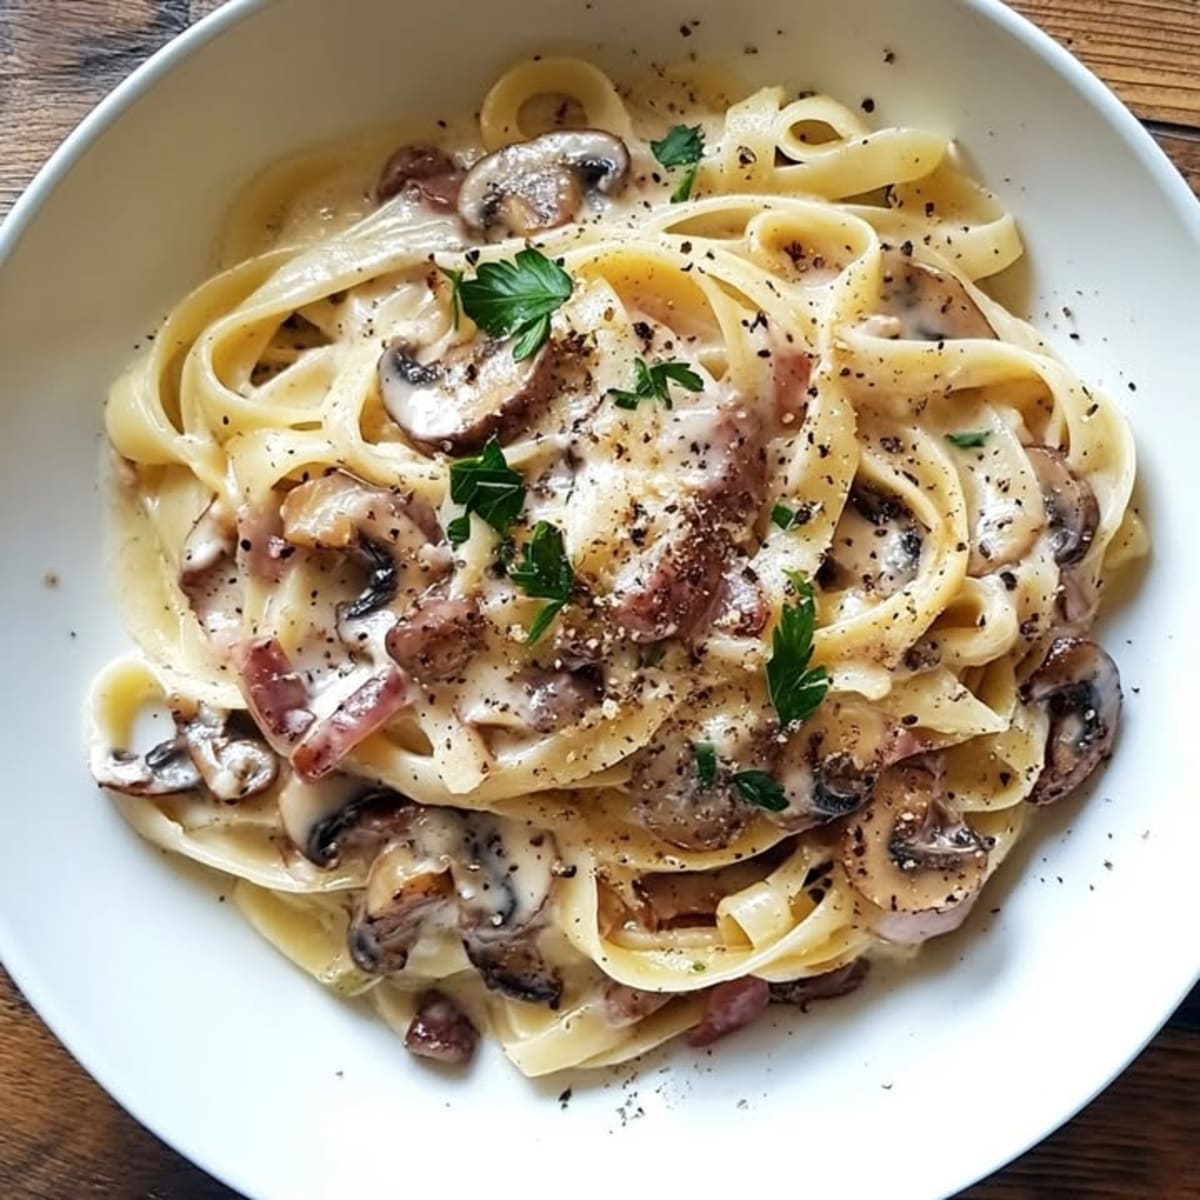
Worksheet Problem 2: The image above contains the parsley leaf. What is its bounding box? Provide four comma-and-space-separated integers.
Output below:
440, 266, 464, 329
731, 770, 789, 812
447, 437, 526, 546
693, 741, 718, 788
508, 521, 574, 644
772, 504, 796, 530
651, 124, 705, 203
607, 357, 704, 410
946, 431, 989, 448
458, 248, 573, 361
766, 571, 829, 729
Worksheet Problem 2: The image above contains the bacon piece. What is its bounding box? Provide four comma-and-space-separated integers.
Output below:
404, 991, 479, 1065
603, 982, 672, 1028
291, 666, 412, 782
687, 977, 770, 1047
711, 562, 768, 637
237, 637, 314, 752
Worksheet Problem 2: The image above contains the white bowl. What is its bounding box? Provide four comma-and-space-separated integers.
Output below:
1, 1, 1197, 1196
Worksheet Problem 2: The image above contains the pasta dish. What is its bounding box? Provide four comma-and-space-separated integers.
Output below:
89, 57, 1144, 1075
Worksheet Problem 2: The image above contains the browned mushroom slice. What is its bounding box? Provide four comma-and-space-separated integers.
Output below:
376, 144, 463, 208
378, 337, 560, 457
817, 486, 923, 598
385, 592, 485, 682
840, 761, 989, 945
181, 707, 278, 802
687, 977, 771, 1047
94, 737, 202, 796
768, 959, 869, 1007
458, 130, 630, 237
303, 787, 412, 867
1026, 446, 1100, 567
776, 744, 878, 829
460, 668, 600, 734
874, 247, 996, 341
95, 707, 278, 802
627, 715, 774, 851
404, 990, 479, 1065
350, 868, 456, 974
461, 933, 563, 1006
1021, 637, 1121, 805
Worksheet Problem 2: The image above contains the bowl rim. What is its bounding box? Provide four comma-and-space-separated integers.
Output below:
1, 1, 1196, 1196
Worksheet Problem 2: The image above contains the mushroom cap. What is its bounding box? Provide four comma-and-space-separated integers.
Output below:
378, 337, 560, 457
1021, 636, 1121, 805
840, 762, 988, 945
457, 129, 630, 236
1026, 446, 1100, 567
875, 248, 996, 341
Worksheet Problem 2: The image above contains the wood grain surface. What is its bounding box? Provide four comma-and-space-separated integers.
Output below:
1, 2, 1197, 1197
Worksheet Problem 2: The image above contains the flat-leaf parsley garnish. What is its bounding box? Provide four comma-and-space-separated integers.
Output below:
508, 521, 574, 644
692, 741, 718, 788
458, 248, 573, 361
945, 430, 989, 448
730, 770, 789, 812
447, 437, 526, 546
651, 124, 705, 202
607, 358, 703, 410
766, 571, 829, 729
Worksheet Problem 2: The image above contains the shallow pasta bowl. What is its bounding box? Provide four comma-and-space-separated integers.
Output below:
0, 0, 1197, 1197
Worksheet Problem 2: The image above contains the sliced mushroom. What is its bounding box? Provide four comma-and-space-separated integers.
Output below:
404, 990, 479, 1065
376, 144, 463, 208
1026, 446, 1100, 567
179, 497, 239, 637
280, 470, 447, 622
817, 485, 923, 598
385, 592, 485, 682
687, 977, 771, 1047
94, 708, 277, 802
348, 809, 563, 1005
874, 247, 996, 341
1020, 636, 1121, 805
460, 668, 600, 734
378, 337, 560, 457
181, 707, 278, 802
94, 737, 202, 796
627, 714, 771, 851
768, 959, 869, 1007
304, 787, 411, 868
776, 744, 877, 829
458, 130, 630, 237
840, 761, 989, 945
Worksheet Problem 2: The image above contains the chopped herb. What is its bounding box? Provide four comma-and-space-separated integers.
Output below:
638, 642, 668, 669
731, 770, 788, 812
693, 741, 718, 788
447, 437, 526, 546
690, 961, 708, 974
772, 504, 797, 530
946, 431, 989, 448
651, 124, 705, 202
508, 521, 574, 643
607, 357, 703, 410
440, 266, 464, 329
458, 248, 572, 361
766, 571, 829, 729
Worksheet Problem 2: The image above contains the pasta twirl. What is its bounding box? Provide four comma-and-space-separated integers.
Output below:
89, 58, 1142, 1076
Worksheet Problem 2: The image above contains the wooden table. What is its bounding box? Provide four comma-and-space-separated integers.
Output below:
1, 1, 1197, 1195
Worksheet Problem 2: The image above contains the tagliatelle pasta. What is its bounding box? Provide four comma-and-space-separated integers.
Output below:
89, 57, 1144, 1076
